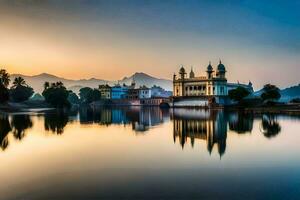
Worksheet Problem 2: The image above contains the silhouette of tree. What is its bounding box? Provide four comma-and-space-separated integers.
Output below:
11, 77, 26, 88
42, 82, 70, 108
0, 69, 10, 103
0, 115, 12, 151
11, 115, 33, 140
68, 91, 80, 104
228, 86, 250, 103
261, 84, 281, 102
0, 69, 10, 88
10, 77, 34, 102
79, 87, 101, 103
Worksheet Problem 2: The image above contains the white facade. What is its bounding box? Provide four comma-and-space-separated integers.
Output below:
139, 86, 151, 99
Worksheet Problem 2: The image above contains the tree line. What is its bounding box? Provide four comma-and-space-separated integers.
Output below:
0, 69, 101, 108
228, 84, 282, 105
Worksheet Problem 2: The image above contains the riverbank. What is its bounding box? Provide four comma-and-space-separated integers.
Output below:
226, 103, 300, 114
0, 100, 53, 112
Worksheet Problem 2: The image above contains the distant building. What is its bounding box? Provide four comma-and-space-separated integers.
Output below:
99, 84, 111, 99
150, 85, 172, 98
111, 84, 129, 99
139, 86, 151, 99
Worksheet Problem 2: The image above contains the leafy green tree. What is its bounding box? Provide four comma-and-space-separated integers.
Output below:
261, 84, 281, 102
42, 82, 70, 108
79, 87, 101, 103
228, 86, 250, 103
9, 77, 34, 102
68, 91, 80, 104
0, 69, 10, 103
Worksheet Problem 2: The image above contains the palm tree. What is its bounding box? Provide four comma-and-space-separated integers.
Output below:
0, 69, 10, 88
12, 77, 26, 89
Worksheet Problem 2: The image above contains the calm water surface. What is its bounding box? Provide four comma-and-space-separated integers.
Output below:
0, 107, 300, 200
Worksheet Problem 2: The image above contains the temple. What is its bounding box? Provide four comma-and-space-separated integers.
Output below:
172, 61, 253, 107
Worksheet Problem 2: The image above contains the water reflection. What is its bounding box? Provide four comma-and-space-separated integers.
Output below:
0, 115, 11, 150
44, 112, 69, 134
11, 115, 33, 140
0, 107, 297, 155
79, 106, 169, 133
260, 114, 281, 138
172, 109, 227, 157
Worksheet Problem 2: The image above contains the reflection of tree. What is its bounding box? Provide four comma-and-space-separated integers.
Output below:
229, 112, 254, 134
260, 114, 281, 138
11, 115, 33, 140
0, 115, 11, 150
44, 112, 68, 134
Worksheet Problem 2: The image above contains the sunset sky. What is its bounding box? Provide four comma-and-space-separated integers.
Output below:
0, 0, 299, 89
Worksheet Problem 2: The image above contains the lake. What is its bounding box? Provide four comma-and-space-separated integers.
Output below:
1, 106, 300, 200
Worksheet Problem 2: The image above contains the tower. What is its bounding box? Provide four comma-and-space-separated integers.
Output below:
179, 65, 186, 80
206, 61, 213, 79
216, 60, 226, 79
189, 67, 195, 78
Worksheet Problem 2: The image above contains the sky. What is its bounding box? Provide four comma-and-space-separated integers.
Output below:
0, 0, 299, 89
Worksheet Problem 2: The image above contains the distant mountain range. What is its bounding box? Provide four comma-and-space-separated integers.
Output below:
10, 72, 173, 94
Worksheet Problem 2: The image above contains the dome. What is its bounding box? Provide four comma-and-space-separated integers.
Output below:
206, 62, 213, 72
217, 60, 226, 72
179, 66, 186, 74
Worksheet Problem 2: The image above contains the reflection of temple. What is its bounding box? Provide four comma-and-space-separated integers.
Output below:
173, 109, 227, 157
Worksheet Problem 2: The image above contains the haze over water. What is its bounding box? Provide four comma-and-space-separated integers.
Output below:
1, 107, 300, 199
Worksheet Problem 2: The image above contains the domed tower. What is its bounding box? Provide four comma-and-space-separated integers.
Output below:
189, 67, 195, 78
179, 65, 186, 80
206, 61, 213, 79
216, 60, 226, 79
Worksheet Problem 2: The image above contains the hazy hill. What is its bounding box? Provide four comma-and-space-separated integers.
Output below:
10, 72, 172, 94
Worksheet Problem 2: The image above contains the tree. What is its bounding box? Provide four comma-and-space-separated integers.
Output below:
228, 86, 250, 103
261, 84, 281, 102
42, 82, 70, 108
9, 77, 34, 102
11, 77, 26, 88
79, 87, 101, 103
68, 91, 80, 104
0, 69, 10, 88
0, 69, 10, 103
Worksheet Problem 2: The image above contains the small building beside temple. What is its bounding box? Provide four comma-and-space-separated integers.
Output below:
139, 86, 151, 99
99, 84, 111, 99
